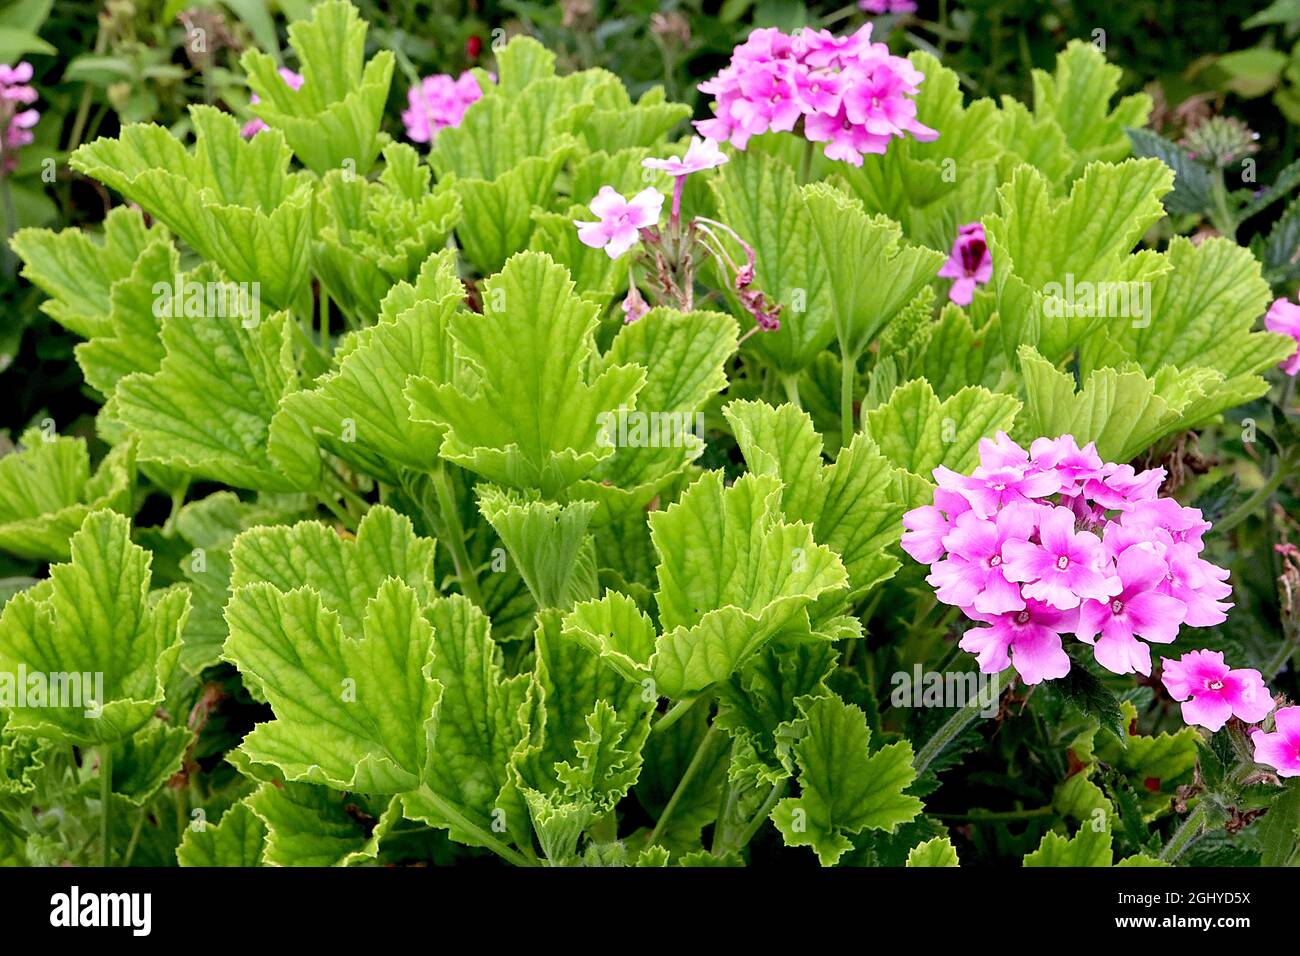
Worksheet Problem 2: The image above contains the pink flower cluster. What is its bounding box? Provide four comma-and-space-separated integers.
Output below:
694, 24, 937, 166
242, 67, 303, 138
901, 433, 1233, 685
1264, 297, 1300, 377
859, 0, 918, 13
0, 62, 39, 172
402, 71, 484, 144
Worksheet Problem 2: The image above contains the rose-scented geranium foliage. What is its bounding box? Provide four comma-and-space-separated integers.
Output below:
1, 4, 1298, 870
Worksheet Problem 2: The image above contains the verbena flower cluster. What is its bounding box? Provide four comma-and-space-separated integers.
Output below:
694, 24, 937, 166
0, 62, 39, 172
402, 70, 484, 143
902, 433, 1234, 684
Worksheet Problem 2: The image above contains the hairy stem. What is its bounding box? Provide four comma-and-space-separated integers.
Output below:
650, 721, 719, 846
99, 746, 113, 867
1160, 802, 1210, 863
412, 785, 537, 867
840, 349, 857, 448
433, 464, 485, 608
912, 667, 1012, 775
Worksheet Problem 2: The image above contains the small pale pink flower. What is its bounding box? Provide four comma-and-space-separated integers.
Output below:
1160, 649, 1273, 731
621, 285, 649, 324
937, 223, 992, 306
1076, 546, 1186, 676
1253, 706, 1300, 777
979, 431, 1029, 470
242, 68, 304, 137
574, 186, 664, 258
960, 600, 1075, 685
402, 70, 484, 144
1082, 462, 1165, 511
859, 0, 918, 13
934, 461, 1059, 519
1264, 297, 1300, 376
1002, 506, 1119, 610
643, 136, 729, 177
1158, 543, 1232, 627
928, 506, 1032, 614
1029, 436, 1103, 495
900, 488, 970, 564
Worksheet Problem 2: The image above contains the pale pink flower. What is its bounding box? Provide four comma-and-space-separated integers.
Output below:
900, 488, 970, 564
1253, 706, 1300, 777
1002, 506, 1120, 610
1121, 498, 1210, 548
621, 285, 649, 324
1160, 649, 1273, 731
0, 61, 39, 170
979, 431, 1030, 469
242, 67, 303, 138
1029, 436, 1103, 495
1264, 297, 1300, 376
402, 70, 484, 144
1076, 546, 1186, 675
937, 223, 993, 306
960, 600, 1075, 685
929, 505, 1033, 614
934, 461, 1059, 519
859, 0, 918, 13
574, 186, 664, 258
1081, 462, 1165, 511
643, 136, 730, 177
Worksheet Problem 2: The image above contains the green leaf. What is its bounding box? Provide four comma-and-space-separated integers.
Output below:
477, 487, 598, 610
1023, 822, 1113, 866
104, 311, 321, 493
1258, 780, 1300, 867
1126, 128, 1215, 216
772, 694, 923, 866
647, 472, 848, 698
108, 723, 190, 806
225, 577, 440, 792
0, 510, 187, 745
0, 429, 135, 562
863, 378, 1021, 481
71, 107, 314, 312
407, 251, 645, 497
906, 834, 959, 866
177, 800, 266, 867
242, 0, 394, 175
247, 782, 401, 866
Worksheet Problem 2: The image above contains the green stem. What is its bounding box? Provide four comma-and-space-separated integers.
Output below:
1160, 802, 1210, 863
799, 136, 815, 184
121, 808, 147, 868
780, 373, 802, 409
433, 464, 485, 608
934, 806, 1054, 823
840, 349, 857, 448
99, 746, 113, 867
650, 721, 719, 846
1209, 169, 1238, 242
413, 785, 537, 867
1215, 459, 1291, 534
728, 778, 786, 852
316, 491, 355, 530
161, 478, 190, 538
652, 697, 697, 736
912, 667, 1012, 776
0, 174, 16, 282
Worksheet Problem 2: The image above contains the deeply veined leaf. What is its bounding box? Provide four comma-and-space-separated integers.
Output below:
407, 252, 645, 497
104, 310, 321, 493
772, 693, 923, 866
0, 510, 187, 745
177, 800, 267, 867
242, 0, 394, 176
1023, 822, 1114, 866
477, 487, 598, 610
0, 428, 135, 562
247, 782, 401, 866
71, 106, 314, 312
906, 834, 960, 866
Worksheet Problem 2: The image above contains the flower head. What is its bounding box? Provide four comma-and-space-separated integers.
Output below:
937, 223, 992, 305
1075, 546, 1185, 676
402, 71, 484, 144
1160, 649, 1273, 731
1253, 706, 1300, 777
1265, 297, 1300, 376
643, 136, 729, 177
574, 186, 664, 258
0, 61, 39, 170
242, 68, 304, 138
960, 600, 1075, 685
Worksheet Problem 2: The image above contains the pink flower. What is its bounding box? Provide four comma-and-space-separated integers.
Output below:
1160, 650, 1273, 731
0, 61, 39, 169
402, 70, 484, 144
935, 460, 1059, 520
979, 431, 1029, 469
1253, 706, 1300, 777
1002, 506, 1119, 610
900, 488, 970, 564
1076, 546, 1186, 675
1081, 462, 1165, 511
1157, 543, 1232, 627
928, 505, 1033, 613
937, 223, 993, 306
1121, 498, 1210, 548
242, 68, 304, 137
960, 600, 1075, 685
621, 285, 649, 324
643, 136, 729, 177
1265, 297, 1300, 376
1029, 436, 1103, 495
859, 0, 918, 13
574, 186, 664, 258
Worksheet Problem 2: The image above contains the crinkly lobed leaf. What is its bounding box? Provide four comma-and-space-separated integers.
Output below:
10, 206, 162, 340
863, 378, 1021, 482
560, 591, 656, 685
247, 782, 401, 866
477, 487, 599, 611
71, 107, 314, 311
1023, 822, 1114, 866
177, 800, 267, 867
407, 252, 645, 496
242, 0, 394, 176
450, 149, 573, 274
906, 834, 960, 866
0, 428, 135, 562
772, 693, 923, 866
647, 472, 848, 698
105, 723, 191, 806
985, 159, 1173, 364
0, 510, 187, 745
284, 250, 464, 484
105, 310, 320, 493
402, 595, 534, 854
223, 577, 441, 792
